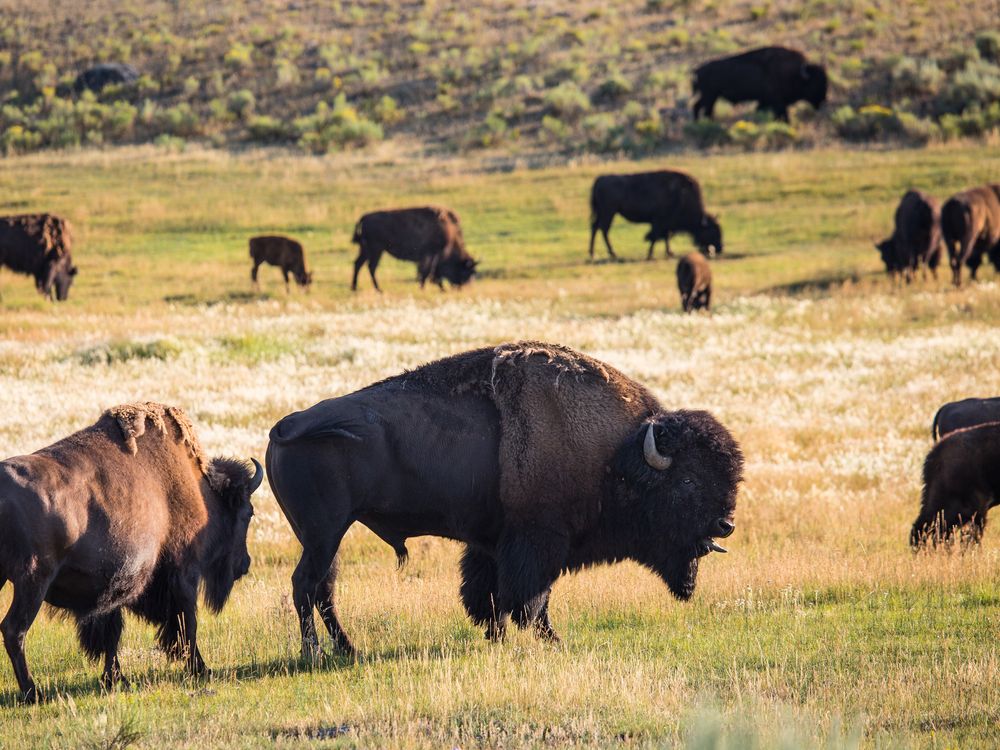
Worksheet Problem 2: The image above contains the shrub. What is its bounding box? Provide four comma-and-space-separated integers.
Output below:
683, 119, 730, 148
975, 31, 1000, 63
224, 42, 253, 69
471, 113, 507, 148
182, 76, 200, 97
936, 60, 1000, 114
294, 95, 383, 153
543, 81, 590, 120
227, 89, 256, 120
541, 114, 571, 142
1, 125, 42, 154
246, 115, 290, 142
582, 113, 620, 151
156, 103, 201, 137
373, 95, 404, 125
275, 58, 300, 87
889, 56, 943, 99
595, 72, 632, 102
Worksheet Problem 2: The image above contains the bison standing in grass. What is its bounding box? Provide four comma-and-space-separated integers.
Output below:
911, 422, 1000, 548
589, 170, 723, 261
250, 235, 313, 292
267, 341, 743, 656
350, 206, 477, 292
0, 214, 77, 301
932, 397, 1000, 440
0, 403, 263, 701
676, 252, 712, 312
876, 190, 943, 283
692, 46, 828, 122
940, 185, 1000, 287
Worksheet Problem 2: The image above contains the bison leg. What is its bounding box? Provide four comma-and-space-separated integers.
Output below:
292, 531, 353, 658
351, 251, 366, 291
315, 558, 354, 655
459, 546, 507, 641
251, 262, 260, 289
531, 593, 559, 642
164, 574, 208, 677
494, 527, 569, 632
366, 250, 384, 293
283, 269, 291, 294
77, 610, 127, 689
2, 576, 50, 702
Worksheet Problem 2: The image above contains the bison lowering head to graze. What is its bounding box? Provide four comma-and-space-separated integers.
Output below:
589, 170, 722, 262
932, 397, 1000, 440
266, 341, 743, 657
692, 46, 827, 122
351, 206, 477, 292
676, 252, 712, 312
940, 185, 1000, 287
911, 422, 1000, 548
0, 403, 263, 701
250, 235, 313, 292
73, 63, 139, 94
875, 190, 943, 283
0, 214, 77, 301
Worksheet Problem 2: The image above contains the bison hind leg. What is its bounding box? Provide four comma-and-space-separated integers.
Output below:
77, 609, 127, 688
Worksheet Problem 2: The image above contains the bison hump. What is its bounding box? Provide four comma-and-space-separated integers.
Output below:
105, 402, 207, 471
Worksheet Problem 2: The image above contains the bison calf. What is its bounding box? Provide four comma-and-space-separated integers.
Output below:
876, 190, 942, 283
676, 252, 712, 312
932, 397, 1000, 440
250, 235, 312, 292
351, 206, 477, 292
940, 185, 1000, 287
911, 422, 1000, 547
0, 214, 77, 301
0, 403, 264, 701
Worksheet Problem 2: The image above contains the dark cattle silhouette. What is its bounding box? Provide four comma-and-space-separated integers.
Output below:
0, 214, 77, 301
875, 190, 943, 283
940, 185, 1000, 287
676, 252, 712, 312
249, 235, 312, 292
932, 397, 1000, 440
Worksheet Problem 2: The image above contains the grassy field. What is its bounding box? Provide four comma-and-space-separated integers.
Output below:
1, 142, 1000, 748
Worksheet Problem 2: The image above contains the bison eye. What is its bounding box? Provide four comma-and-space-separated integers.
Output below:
683, 477, 692, 485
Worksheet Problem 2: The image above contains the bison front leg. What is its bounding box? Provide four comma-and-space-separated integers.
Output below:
1, 575, 51, 702
459, 546, 507, 641
495, 527, 569, 635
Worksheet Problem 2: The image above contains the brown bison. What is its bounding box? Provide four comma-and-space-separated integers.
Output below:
350, 207, 477, 292
0, 403, 264, 701
692, 46, 828, 122
676, 252, 712, 312
875, 190, 943, 283
932, 397, 1000, 440
589, 171, 723, 261
250, 235, 313, 292
940, 185, 1000, 287
911, 422, 1000, 547
266, 341, 743, 656
0, 214, 77, 301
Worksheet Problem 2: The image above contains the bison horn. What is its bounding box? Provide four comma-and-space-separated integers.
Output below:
248, 458, 264, 493
643, 424, 672, 471
707, 540, 728, 553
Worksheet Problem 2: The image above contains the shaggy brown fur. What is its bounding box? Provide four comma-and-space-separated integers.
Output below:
876, 190, 943, 283
267, 341, 743, 656
911, 421, 1000, 547
676, 252, 712, 312
940, 185, 1000, 287
350, 206, 477, 292
0, 403, 263, 701
249, 235, 312, 292
0, 213, 77, 300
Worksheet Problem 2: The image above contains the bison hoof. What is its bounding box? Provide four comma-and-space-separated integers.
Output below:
19, 685, 40, 704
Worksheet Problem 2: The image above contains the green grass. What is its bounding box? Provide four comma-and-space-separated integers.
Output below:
1, 142, 1000, 747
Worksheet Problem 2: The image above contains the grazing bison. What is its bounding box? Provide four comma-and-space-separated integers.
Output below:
0, 214, 77, 301
589, 171, 722, 261
249, 235, 313, 292
0, 403, 264, 701
910, 422, 1000, 547
267, 341, 743, 656
676, 252, 712, 312
940, 185, 1000, 287
932, 397, 1000, 440
692, 46, 828, 122
73, 63, 139, 94
875, 190, 943, 283
350, 207, 477, 292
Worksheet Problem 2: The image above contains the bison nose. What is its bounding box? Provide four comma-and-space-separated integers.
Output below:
238, 555, 251, 578
716, 519, 735, 538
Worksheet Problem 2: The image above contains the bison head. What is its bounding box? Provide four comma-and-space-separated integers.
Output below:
202, 457, 265, 612
694, 215, 723, 257
910, 494, 989, 549
610, 411, 743, 600
436, 256, 477, 287
875, 238, 898, 274
296, 269, 313, 288
38, 253, 78, 301
801, 63, 828, 109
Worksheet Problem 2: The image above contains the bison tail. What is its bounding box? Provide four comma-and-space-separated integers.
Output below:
931, 408, 942, 441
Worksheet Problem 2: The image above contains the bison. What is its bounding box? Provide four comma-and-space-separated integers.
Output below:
266, 341, 743, 657
932, 397, 1000, 440
250, 235, 313, 292
589, 171, 723, 261
0, 214, 77, 301
350, 207, 477, 292
676, 252, 712, 312
875, 190, 943, 283
0, 403, 264, 701
940, 185, 1000, 287
692, 46, 828, 122
73, 63, 139, 94
910, 421, 1000, 548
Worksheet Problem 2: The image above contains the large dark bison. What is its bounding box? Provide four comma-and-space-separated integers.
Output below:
73, 63, 139, 94
911, 422, 1000, 547
932, 397, 1000, 440
940, 185, 1000, 287
250, 235, 313, 292
875, 190, 943, 283
589, 171, 722, 261
350, 207, 477, 292
676, 252, 712, 312
692, 46, 828, 122
0, 214, 77, 301
267, 341, 743, 656
0, 403, 264, 701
